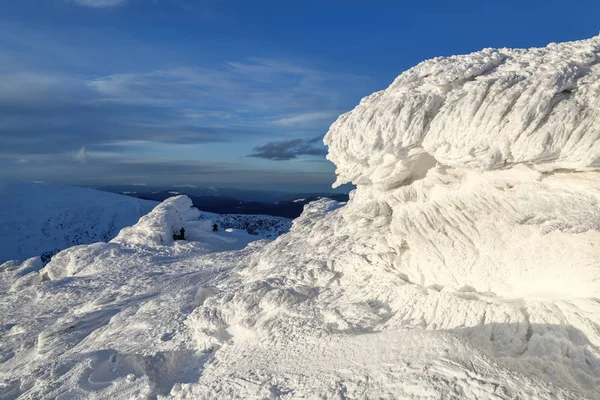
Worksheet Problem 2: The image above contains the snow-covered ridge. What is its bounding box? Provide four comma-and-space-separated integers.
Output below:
0, 182, 291, 266
325, 36, 600, 189
0, 181, 157, 264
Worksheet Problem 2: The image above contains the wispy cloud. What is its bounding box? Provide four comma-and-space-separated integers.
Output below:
249, 136, 326, 161
71, 0, 127, 8
0, 53, 365, 159
0, 19, 370, 189
75, 146, 88, 163
86, 59, 355, 112
271, 111, 341, 127
181, 110, 233, 120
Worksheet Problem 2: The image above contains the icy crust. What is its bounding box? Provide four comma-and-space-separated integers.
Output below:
1, 198, 591, 399
325, 36, 600, 189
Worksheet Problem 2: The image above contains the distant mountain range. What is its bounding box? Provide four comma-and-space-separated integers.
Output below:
105, 188, 350, 219
94, 184, 352, 204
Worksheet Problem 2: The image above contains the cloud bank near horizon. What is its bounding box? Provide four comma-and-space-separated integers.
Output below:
249, 137, 326, 161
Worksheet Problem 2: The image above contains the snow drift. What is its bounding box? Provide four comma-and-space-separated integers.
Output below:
2, 37, 600, 399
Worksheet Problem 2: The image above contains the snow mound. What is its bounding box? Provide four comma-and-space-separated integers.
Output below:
112, 195, 201, 247
112, 195, 271, 249
325, 36, 600, 189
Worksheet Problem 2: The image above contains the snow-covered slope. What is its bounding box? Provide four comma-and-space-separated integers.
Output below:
0, 181, 158, 264
3, 36, 600, 399
0, 182, 289, 266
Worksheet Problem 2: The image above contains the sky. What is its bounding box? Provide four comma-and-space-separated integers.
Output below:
1, 0, 599, 192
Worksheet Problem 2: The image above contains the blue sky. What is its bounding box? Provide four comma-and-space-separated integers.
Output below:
1, 0, 599, 192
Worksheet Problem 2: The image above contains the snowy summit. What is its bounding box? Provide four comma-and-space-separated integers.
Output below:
2, 37, 600, 399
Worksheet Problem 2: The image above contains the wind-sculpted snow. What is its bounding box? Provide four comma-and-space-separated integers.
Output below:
325, 36, 600, 189
3, 37, 600, 399
112, 195, 202, 247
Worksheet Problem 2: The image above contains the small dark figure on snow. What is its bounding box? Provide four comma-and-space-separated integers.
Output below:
173, 227, 186, 241
213, 224, 218, 232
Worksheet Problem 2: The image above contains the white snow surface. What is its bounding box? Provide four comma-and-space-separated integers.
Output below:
0, 181, 157, 264
3, 37, 600, 399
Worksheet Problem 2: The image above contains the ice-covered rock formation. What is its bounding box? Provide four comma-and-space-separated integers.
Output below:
112, 195, 202, 247
318, 36, 600, 300
326, 36, 600, 189
2, 37, 600, 399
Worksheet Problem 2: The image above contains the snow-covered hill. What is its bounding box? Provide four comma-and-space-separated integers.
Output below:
3, 36, 600, 399
0, 182, 292, 267
0, 181, 158, 264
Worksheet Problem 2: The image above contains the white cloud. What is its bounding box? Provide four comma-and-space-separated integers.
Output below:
75, 146, 88, 163
0, 72, 67, 102
272, 111, 341, 127
181, 110, 233, 120
72, 0, 127, 7
0, 42, 370, 162
86, 59, 363, 113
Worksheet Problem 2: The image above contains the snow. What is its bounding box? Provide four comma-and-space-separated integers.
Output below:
325, 36, 600, 189
0, 181, 157, 264
3, 37, 600, 399
198, 211, 292, 240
